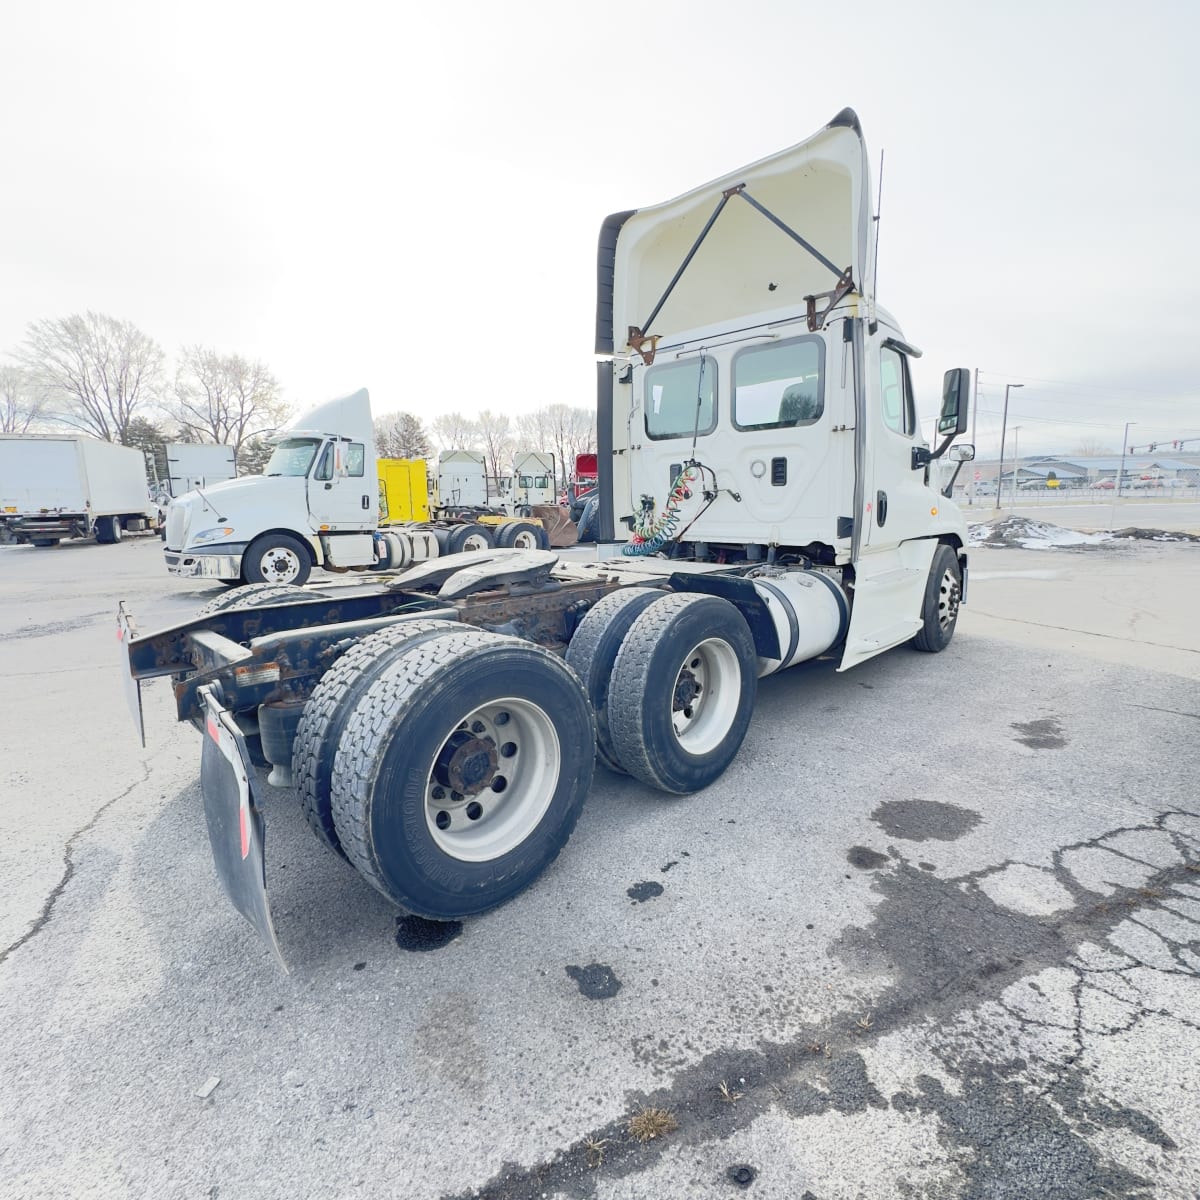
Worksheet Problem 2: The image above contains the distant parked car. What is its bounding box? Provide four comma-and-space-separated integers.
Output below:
972, 480, 997, 496
1094, 478, 1116, 490
1164, 478, 1193, 489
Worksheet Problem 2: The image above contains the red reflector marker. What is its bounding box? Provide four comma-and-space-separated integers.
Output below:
240, 805, 250, 859
206, 717, 220, 743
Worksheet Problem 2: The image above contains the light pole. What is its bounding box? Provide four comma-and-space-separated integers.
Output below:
995, 383, 1024, 511
1116, 421, 1135, 498
1012, 426, 1022, 504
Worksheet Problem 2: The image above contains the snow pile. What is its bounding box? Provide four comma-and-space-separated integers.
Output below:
969, 517, 1200, 549
1111, 527, 1200, 544
969, 517, 1112, 550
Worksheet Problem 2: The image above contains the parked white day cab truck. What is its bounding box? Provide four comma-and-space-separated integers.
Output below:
121, 109, 975, 967
0, 435, 156, 546
162, 398, 549, 585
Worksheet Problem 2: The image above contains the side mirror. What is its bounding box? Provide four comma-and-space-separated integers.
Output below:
949, 443, 975, 462
937, 368, 971, 436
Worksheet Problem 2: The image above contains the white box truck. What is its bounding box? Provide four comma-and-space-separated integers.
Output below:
121, 109, 976, 966
0, 435, 154, 546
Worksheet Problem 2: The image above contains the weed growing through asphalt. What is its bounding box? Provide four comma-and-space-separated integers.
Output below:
627, 1107, 678, 1142
718, 1080, 743, 1104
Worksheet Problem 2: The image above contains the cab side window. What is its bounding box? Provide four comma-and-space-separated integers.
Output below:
313, 443, 334, 481
880, 346, 915, 436
346, 443, 365, 477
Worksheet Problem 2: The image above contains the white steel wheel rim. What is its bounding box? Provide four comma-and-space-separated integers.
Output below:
511, 529, 539, 550
424, 696, 560, 862
937, 569, 961, 631
461, 532, 490, 552
260, 546, 302, 583
670, 638, 741, 754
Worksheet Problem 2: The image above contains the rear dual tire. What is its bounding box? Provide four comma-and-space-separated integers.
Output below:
606, 593, 757, 794
95, 516, 122, 544
326, 630, 595, 919
292, 619, 471, 856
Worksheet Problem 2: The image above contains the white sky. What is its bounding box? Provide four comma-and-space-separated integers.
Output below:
2, 0, 1197, 458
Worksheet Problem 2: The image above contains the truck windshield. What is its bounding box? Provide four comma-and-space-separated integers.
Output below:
265, 438, 321, 477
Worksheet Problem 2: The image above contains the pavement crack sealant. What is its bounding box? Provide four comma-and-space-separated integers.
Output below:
444, 808, 1200, 1200
0, 765, 150, 967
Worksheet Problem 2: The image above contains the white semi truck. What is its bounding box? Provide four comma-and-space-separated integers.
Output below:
0, 434, 156, 546
497, 451, 556, 515
120, 109, 975, 966
162, 401, 549, 584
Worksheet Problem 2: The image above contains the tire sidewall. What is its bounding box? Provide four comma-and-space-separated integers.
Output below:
624, 598, 758, 794
296, 623, 472, 854
365, 651, 595, 916
567, 588, 664, 771
917, 544, 961, 652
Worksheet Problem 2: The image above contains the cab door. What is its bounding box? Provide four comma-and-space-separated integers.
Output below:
307, 439, 375, 531
840, 333, 937, 669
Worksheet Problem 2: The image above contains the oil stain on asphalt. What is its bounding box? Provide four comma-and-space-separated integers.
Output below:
566, 963, 622, 1000
627, 881, 665, 903
871, 799, 982, 842
1011, 715, 1068, 749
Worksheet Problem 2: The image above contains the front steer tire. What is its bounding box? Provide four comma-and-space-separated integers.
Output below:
331, 630, 596, 919
912, 544, 962, 653
242, 533, 312, 586
606, 593, 757, 794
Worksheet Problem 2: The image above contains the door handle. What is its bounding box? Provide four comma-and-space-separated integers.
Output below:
324, 482, 332, 490
362, 495, 370, 510
876, 490, 888, 527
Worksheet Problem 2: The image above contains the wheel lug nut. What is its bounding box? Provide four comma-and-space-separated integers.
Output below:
471, 720, 486, 734
432, 786, 445, 800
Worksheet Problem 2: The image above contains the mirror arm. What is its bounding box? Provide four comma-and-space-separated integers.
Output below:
928, 432, 958, 462
942, 459, 965, 499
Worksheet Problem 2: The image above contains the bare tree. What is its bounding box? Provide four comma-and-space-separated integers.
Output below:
475, 409, 514, 487
520, 404, 596, 486
173, 347, 289, 455
20, 312, 164, 444
374, 412, 431, 459
0, 365, 47, 434
1074, 438, 1115, 457
516, 408, 553, 455
430, 411, 480, 451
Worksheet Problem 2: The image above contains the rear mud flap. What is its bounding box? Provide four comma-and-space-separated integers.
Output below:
198, 685, 288, 971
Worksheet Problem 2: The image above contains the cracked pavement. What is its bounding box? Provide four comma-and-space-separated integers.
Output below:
0, 535, 1198, 1199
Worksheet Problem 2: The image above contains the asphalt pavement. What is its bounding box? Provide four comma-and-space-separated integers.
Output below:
1, 534, 1198, 1199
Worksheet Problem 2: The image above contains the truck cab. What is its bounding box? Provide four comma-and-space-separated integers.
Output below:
163, 389, 379, 585
596, 107, 972, 669
496, 451, 556, 516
